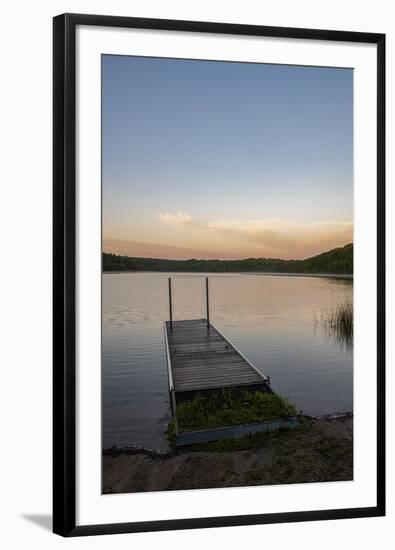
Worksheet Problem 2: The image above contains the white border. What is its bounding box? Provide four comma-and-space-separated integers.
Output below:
76, 25, 377, 526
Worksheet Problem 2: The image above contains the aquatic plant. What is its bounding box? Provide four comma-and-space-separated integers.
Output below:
320, 301, 353, 349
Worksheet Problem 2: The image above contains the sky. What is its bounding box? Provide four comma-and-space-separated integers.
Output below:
102, 55, 353, 260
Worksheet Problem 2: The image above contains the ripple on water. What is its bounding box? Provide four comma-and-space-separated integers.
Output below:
102, 273, 353, 451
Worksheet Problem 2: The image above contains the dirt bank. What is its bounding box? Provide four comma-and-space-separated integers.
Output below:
103, 416, 352, 494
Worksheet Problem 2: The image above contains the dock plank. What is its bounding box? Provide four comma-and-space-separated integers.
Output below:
165, 319, 267, 394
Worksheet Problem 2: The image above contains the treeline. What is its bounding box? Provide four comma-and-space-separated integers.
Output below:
103, 243, 353, 275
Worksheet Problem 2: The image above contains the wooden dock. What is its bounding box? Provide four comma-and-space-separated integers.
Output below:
162, 277, 293, 446
164, 318, 269, 397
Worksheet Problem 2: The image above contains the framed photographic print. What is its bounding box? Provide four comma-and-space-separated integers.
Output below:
53, 13, 385, 536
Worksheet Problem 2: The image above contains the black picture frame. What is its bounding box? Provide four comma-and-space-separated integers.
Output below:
53, 13, 386, 537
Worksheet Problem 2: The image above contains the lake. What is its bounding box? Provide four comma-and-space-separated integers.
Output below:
102, 272, 353, 451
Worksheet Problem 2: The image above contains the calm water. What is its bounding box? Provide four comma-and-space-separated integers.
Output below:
102, 272, 353, 451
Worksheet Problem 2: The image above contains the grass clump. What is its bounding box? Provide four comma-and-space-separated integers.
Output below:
166, 419, 176, 447
321, 301, 353, 348
176, 389, 297, 433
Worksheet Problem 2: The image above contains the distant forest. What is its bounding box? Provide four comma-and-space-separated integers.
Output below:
103, 243, 353, 275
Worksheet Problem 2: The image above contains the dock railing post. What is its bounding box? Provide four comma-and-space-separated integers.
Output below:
168, 278, 173, 330
206, 277, 210, 328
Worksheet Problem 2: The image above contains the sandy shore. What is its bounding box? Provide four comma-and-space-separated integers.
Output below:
103, 416, 353, 494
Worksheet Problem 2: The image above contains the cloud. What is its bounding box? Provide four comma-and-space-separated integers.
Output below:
103, 237, 236, 260
158, 212, 353, 259
207, 219, 295, 251
159, 211, 196, 228
207, 218, 353, 254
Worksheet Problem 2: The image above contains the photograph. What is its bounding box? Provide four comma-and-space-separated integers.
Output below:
101, 54, 354, 494
0, 0, 389, 546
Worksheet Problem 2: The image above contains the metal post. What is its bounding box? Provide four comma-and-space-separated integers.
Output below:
206, 277, 210, 328
168, 278, 173, 330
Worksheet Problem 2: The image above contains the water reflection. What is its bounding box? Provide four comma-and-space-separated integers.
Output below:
102, 272, 353, 451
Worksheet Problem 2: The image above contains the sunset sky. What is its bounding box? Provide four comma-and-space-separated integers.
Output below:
102, 55, 353, 260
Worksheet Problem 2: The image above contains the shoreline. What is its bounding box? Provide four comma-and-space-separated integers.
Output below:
103, 415, 353, 494
103, 270, 353, 280
103, 412, 352, 456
